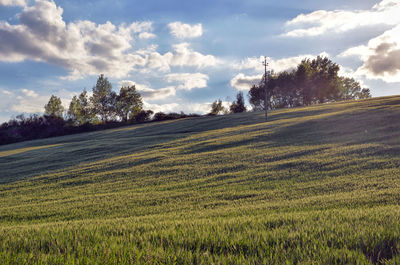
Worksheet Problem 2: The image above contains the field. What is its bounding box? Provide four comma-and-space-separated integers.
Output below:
0, 96, 400, 264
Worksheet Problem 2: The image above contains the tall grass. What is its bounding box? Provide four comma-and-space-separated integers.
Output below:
0, 96, 400, 264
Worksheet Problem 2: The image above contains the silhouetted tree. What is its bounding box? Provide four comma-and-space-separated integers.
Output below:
230, 91, 247, 113
209, 99, 225, 115
358, 88, 372, 99
132, 110, 153, 123
44, 95, 64, 118
249, 56, 369, 110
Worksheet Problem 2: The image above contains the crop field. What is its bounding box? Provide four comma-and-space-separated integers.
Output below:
0, 96, 400, 264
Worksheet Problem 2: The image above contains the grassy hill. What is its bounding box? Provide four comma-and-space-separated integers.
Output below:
0, 96, 400, 264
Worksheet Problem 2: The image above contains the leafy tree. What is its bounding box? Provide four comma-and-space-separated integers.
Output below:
68, 90, 95, 125
44, 95, 64, 118
249, 56, 368, 110
230, 91, 247, 113
116, 85, 143, 122
358, 88, 372, 99
91, 74, 115, 122
249, 70, 275, 111
132, 110, 153, 123
209, 99, 225, 115
308, 56, 340, 103
339, 77, 371, 100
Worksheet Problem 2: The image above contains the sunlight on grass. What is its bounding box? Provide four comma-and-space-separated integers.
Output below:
0, 96, 399, 264
0, 144, 63, 158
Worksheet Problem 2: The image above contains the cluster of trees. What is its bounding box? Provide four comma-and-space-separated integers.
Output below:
248, 56, 371, 110
43, 75, 149, 125
208, 57, 370, 116
0, 75, 196, 145
209, 92, 247, 115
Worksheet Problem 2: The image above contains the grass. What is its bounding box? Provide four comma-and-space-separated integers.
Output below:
0, 96, 400, 264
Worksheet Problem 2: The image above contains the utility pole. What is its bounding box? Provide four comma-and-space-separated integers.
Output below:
262, 56, 268, 121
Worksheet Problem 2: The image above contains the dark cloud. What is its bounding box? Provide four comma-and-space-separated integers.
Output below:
365, 42, 400, 75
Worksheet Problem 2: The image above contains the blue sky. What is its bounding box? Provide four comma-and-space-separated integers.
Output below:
0, 0, 399, 122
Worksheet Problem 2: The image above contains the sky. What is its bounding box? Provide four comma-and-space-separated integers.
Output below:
0, 0, 399, 122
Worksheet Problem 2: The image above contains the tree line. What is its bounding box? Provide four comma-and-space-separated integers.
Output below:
209, 56, 371, 115
1, 56, 371, 145
0, 75, 199, 145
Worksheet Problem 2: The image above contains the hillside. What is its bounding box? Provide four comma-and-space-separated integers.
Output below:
0, 96, 400, 264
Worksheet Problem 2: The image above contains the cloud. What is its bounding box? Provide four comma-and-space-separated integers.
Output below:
9, 88, 75, 114
2, 1, 220, 81
1, 89, 13, 95
0, 0, 156, 79
234, 53, 329, 73
340, 24, 400, 83
143, 101, 216, 115
119, 80, 176, 100
0, 1, 219, 80
12, 95, 48, 113
165, 73, 209, 90
230, 73, 262, 91
21, 88, 38, 98
168, 22, 202, 39
143, 101, 180, 113
138, 32, 156, 39
284, 0, 400, 37
0, 0, 26, 6
138, 43, 219, 72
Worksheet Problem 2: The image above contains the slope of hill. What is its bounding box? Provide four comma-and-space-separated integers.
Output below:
0, 96, 400, 264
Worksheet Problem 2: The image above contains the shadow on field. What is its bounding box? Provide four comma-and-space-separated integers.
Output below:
1, 96, 399, 183
0, 112, 265, 183
271, 108, 400, 147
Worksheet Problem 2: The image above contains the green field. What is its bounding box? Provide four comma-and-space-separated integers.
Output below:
0, 96, 400, 264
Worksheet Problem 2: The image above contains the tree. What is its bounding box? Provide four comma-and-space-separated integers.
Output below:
339, 77, 371, 100
308, 56, 340, 103
68, 90, 95, 125
358, 88, 372, 99
230, 91, 247, 113
44, 95, 64, 118
116, 85, 143, 122
91, 74, 115, 122
248, 70, 275, 111
209, 99, 225, 115
248, 56, 368, 111
132, 110, 153, 123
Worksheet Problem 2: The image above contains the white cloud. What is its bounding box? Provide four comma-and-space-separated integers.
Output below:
143, 101, 219, 115
0, 1, 213, 81
11, 95, 48, 113
0, 0, 26, 6
234, 53, 329, 73
138, 43, 219, 72
230, 73, 262, 91
284, 0, 400, 37
0, 0, 155, 79
340, 24, 400, 83
165, 73, 209, 90
119, 80, 176, 100
1, 89, 13, 95
138, 32, 156, 39
21, 88, 38, 98
9, 88, 75, 114
168, 22, 202, 39
143, 101, 180, 113
0, 1, 219, 80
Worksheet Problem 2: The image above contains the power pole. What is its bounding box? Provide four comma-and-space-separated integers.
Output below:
262, 56, 268, 121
